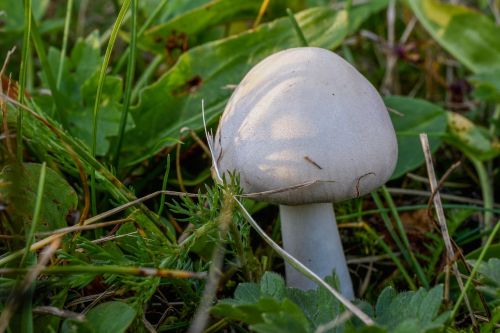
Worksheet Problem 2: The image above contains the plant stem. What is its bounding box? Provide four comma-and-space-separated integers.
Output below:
470, 158, 494, 235
381, 186, 429, 288
286, 8, 308, 46
0, 265, 206, 279
90, 0, 131, 215
112, 0, 170, 75
157, 155, 171, 217
56, 0, 73, 89
279, 203, 354, 299
113, 0, 137, 170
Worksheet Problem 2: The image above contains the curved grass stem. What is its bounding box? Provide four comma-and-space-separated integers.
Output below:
470, 158, 494, 236
90, 0, 131, 215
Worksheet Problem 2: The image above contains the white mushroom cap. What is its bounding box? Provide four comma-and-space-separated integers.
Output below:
214, 47, 398, 205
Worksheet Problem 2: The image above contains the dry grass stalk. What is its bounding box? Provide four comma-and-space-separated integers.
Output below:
419, 133, 477, 328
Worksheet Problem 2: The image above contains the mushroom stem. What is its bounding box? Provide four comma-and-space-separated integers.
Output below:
279, 203, 354, 299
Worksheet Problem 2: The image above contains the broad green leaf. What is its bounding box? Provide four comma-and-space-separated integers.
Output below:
144, 0, 263, 52
85, 301, 136, 333
446, 112, 500, 161
384, 96, 447, 179
142, 0, 309, 53
117, 1, 389, 165
407, 0, 500, 73
139, 0, 212, 24
0, 163, 77, 233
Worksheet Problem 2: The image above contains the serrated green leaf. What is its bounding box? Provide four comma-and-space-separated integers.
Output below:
260, 272, 286, 300
251, 299, 311, 333
213, 273, 347, 332
374, 285, 447, 332
407, 0, 500, 73
446, 112, 500, 161
233, 282, 261, 304
285, 276, 342, 329
375, 287, 397, 320
418, 285, 443, 323
384, 96, 447, 179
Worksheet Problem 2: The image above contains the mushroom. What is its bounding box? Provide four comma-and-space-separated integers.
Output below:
213, 47, 398, 299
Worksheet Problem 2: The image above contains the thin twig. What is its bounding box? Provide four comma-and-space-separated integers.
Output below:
387, 187, 498, 208
419, 133, 477, 329
36, 218, 131, 237
426, 160, 462, 211
33, 306, 85, 321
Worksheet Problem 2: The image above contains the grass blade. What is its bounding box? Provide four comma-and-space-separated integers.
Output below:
90, 0, 131, 215
113, 0, 137, 170
56, 0, 74, 89
19, 162, 47, 268
381, 185, 430, 288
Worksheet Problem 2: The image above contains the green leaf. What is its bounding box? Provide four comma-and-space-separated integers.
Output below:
407, 0, 500, 73
285, 276, 342, 328
251, 299, 311, 333
144, 0, 262, 51
260, 272, 286, 300
85, 301, 137, 333
384, 96, 447, 179
0, 163, 78, 233
446, 112, 500, 161
373, 285, 448, 332
233, 282, 262, 304
61, 318, 95, 333
117, 1, 389, 165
